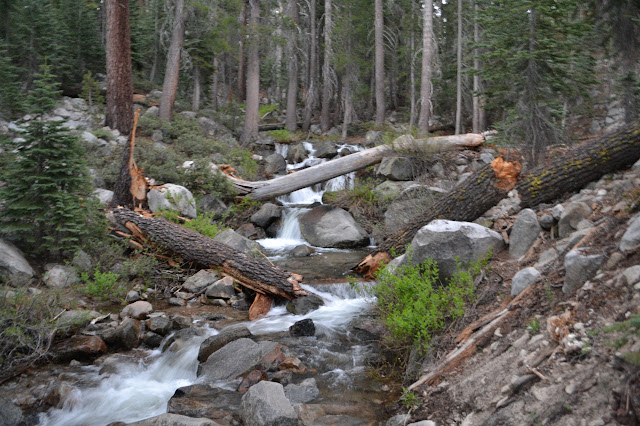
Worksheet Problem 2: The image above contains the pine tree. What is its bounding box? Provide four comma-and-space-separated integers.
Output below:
0, 41, 23, 118
0, 65, 94, 259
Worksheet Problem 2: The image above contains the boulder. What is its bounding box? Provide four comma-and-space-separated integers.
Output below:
213, 229, 262, 256
124, 413, 220, 426
121, 301, 153, 320
93, 188, 114, 205
196, 194, 227, 219
289, 319, 316, 337
145, 316, 171, 336
114, 317, 142, 349
384, 187, 445, 230
55, 309, 102, 331
620, 214, 640, 251
511, 267, 541, 296
313, 141, 338, 158
72, 249, 92, 271
563, 249, 605, 294
299, 206, 369, 248
147, 184, 197, 219
364, 130, 383, 147
286, 293, 325, 315
52, 335, 107, 362
237, 223, 266, 240
251, 203, 282, 229
198, 338, 280, 381
125, 290, 141, 303
286, 143, 308, 163
205, 276, 236, 300
509, 208, 541, 258
372, 181, 415, 201
197, 116, 234, 140
0, 396, 23, 426
183, 270, 221, 293
622, 265, 640, 286
284, 378, 320, 403
142, 105, 159, 119
291, 244, 314, 257
143, 332, 164, 348
43, 264, 79, 288
241, 381, 298, 426
398, 220, 504, 283
44, 382, 76, 408
167, 384, 242, 424
558, 202, 592, 238
264, 153, 287, 177
377, 156, 419, 181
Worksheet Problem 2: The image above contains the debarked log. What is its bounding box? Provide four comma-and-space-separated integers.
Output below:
112, 208, 306, 300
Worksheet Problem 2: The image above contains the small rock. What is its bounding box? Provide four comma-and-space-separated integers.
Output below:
147, 184, 197, 218
622, 265, 640, 286
291, 244, 314, 257
72, 250, 92, 271
146, 316, 172, 336
114, 317, 142, 349
43, 264, 79, 288
284, 378, 319, 404
241, 381, 298, 426
539, 214, 555, 230
289, 319, 316, 337
511, 267, 541, 296
509, 209, 541, 258
183, 269, 221, 293
238, 369, 268, 394
279, 357, 306, 373
558, 202, 592, 238
205, 276, 236, 299
125, 290, 141, 303
121, 301, 153, 320
563, 249, 605, 294
286, 294, 324, 315
620, 214, 640, 251
169, 297, 185, 306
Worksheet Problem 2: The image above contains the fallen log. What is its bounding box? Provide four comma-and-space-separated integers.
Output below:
230, 133, 485, 201
112, 208, 306, 300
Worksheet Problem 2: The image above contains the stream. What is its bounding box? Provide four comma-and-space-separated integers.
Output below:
39, 140, 390, 425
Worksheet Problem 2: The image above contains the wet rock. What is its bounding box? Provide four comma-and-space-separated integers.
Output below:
563, 249, 605, 294
146, 316, 172, 336
348, 316, 386, 342
171, 314, 192, 329
558, 202, 592, 238
53, 335, 107, 362
284, 378, 320, 403
196, 194, 227, 219
299, 205, 369, 248
259, 343, 288, 370
291, 245, 314, 257
237, 223, 267, 240
214, 229, 262, 256
286, 294, 324, 315
143, 331, 164, 348
620, 214, 640, 251
287, 143, 308, 163
44, 382, 76, 407
509, 209, 541, 258
241, 381, 298, 426
313, 141, 338, 158
167, 384, 242, 425
0, 396, 23, 425
264, 153, 287, 177
205, 276, 236, 300
377, 156, 419, 181
289, 319, 315, 337
251, 203, 282, 229
238, 369, 269, 393
198, 326, 253, 362
279, 357, 306, 373
124, 413, 220, 426
163, 328, 200, 353
198, 338, 280, 381
125, 290, 141, 303
147, 184, 197, 219
511, 267, 541, 296
114, 317, 142, 349
121, 301, 153, 320
43, 264, 79, 288
183, 270, 220, 293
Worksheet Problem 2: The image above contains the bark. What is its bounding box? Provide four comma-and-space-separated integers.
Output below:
241, 0, 260, 145
105, 0, 133, 136
418, 0, 434, 137
158, 0, 185, 121
285, 0, 299, 132
237, 1, 248, 102
112, 208, 306, 300
192, 65, 201, 112
472, 1, 484, 133
228, 133, 485, 200
302, 0, 318, 132
374, 0, 385, 126
320, 0, 333, 133
111, 109, 146, 208
455, 0, 463, 135
211, 57, 219, 110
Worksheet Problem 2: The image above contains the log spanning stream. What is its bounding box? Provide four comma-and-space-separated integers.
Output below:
39, 141, 391, 426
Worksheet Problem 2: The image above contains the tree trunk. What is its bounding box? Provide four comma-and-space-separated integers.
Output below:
241, 0, 260, 145
273, 0, 284, 104
158, 0, 185, 121
237, 1, 248, 102
211, 57, 219, 110
472, 1, 484, 133
192, 65, 201, 112
105, 0, 133, 136
374, 0, 385, 126
320, 0, 333, 133
418, 0, 434, 137
302, 0, 317, 133
285, 0, 299, 132
112, 208, 306, 300
455, 0, 463, 135
228, 133, 485, 200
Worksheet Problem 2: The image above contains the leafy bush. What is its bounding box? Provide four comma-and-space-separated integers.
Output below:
81, 268, 122, 300
258, 104, 279, 117
156, 210, 227, 240
268, 129, 304, 143
373, 251, 491, 352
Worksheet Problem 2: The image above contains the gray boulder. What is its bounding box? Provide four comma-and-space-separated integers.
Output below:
142, 106, 159, 119
384, 186, 445, 230
241, 381, 298, 426
167, 384, 241, 424
43, 264, 79, 288
563, 249, 605, 294
0, 239, 35, 285
251, 203, 282, 228
147, 184, 197, 218
286, 143, 308, 163
620, 214, 640, 251
183, 270, 221, 293
289, 319, 316, 337
124, 413, 220, 426
313, 141, 338, 158
146, 316, 172, 336
511, 267, 541, 296
214, 229, 262, 256
377, 156, 419, 181
622, 265, 640, 286
121, 301, 153, 320
299, 206, 369, 248
93, 188, 114, 205
72, 249, 92, 271
198, 338, 280, 382
284, 378, 320, 403
509, 209, 541, 258
0, 396, 23, 426
398, 220, 504, 283
264, 153, 287, 177
558, 202, 592, 238
198, 326, 253, 362
197, 116, 234, 140
365, 130, 383, 147
114, 317, 142, 349
372, 181, 415, 201
197, 194, 227, 219
205, 276, 235, 299
286, 293, 324, 315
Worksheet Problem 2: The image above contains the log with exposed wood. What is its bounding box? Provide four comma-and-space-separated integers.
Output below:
355, 121, 640, 278
111, 108, 147, 209
230, 133, 486, 201
111, 208, 306, 316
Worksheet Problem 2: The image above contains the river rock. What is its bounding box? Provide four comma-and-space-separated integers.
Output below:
237, 223, 266, 240
286, 293, 324, 315
0, 396, 23, 425
146, 316, 172, 336
563, 249, 605, 294
121, 301, 153, 320
287, 143, 308, 163
291, 245, 314, 257
213, 229, 262, 256
620, 214, 640, 251
289, 319, 315, 337
558, 202, 592, 238
284, 378, 320, 404
398, 220, 504, 283
183, 270, 221, 293
44, 382, 76, 407
205, 276, 236, 300
196, 194, 227, 219
279, 357, 306, 373
124, 413, 221, 426
198, 326, 253, 362
143, 331, 164, 348
313, 141, 338, 158
198, 338, 281, 381
167, 384, 242, 425
251, 203, 282, 229
147, 184, 197, 219
299, 206, 369, 248
114, 317, 142, 349
377, 156, 419, 181
264, 153, 287, 177
238, 369, 269, 393
43, 264, 79, 288
511, 267, 541, 296
241, 381, 298, 426
0, 238, 35, 285
52, 335, 107, 362
509, 209, 541, 258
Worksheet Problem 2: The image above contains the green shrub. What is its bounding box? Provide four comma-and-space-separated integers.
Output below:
268, 129, 304, 143
156, 210, 227, 240
81, 268, 122, 300
373, 251, 491, 352
258, 104, 278, 117
605, 314, 640, 365
400, 387, 420, 408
